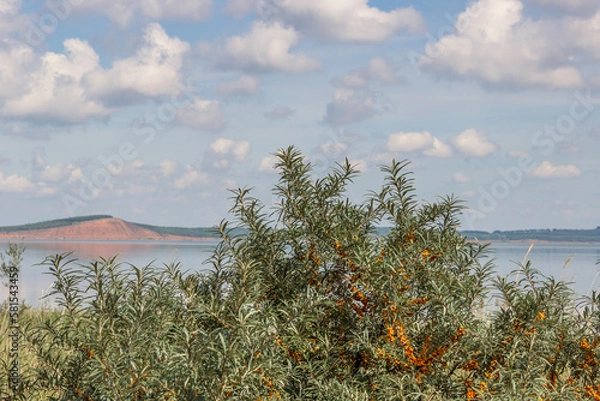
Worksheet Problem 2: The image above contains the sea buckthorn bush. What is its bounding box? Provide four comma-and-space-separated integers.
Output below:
1, 146, 599, 400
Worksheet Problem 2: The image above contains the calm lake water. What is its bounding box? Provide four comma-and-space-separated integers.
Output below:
1, 240, 599, 307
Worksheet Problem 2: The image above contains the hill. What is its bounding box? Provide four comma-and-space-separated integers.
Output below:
1, 216, 598, 242
0, 216, 220, 241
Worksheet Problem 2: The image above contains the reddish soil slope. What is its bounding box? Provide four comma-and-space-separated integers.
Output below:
0, 218, 198, 241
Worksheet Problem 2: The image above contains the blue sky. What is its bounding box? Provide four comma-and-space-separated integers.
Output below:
0, 0, 599, 231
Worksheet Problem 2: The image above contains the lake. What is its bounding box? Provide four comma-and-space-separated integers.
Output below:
1, 240, 599, 307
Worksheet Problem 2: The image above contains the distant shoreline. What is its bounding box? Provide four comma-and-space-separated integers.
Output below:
469, 239, 600, 245
0, 237, 219, 243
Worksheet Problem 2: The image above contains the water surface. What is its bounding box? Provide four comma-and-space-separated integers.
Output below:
1, 240, 598, 307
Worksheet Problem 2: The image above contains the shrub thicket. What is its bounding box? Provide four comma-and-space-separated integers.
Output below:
1, 146, 599, 400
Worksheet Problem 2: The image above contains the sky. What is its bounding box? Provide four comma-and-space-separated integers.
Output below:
0, 0, 599, 231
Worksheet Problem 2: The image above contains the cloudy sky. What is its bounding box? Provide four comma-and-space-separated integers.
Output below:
0, 0, 599, 231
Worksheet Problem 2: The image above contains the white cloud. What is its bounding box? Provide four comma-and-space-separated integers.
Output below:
0, 0, 26, 34
0, 23, 196, 124
258, 155, 279, 173
320, 142, 348, 154
218, 21, 321, 73
350, 159, 368, 172
387, 131, 452, 157
68, 168, 83, 183
388, 131, 434, 153
366, 58, 399, 83
38, 163, 77, 182
0, 172, 34, 192
324, 88, 377, 126
419, 0, 596, 89
1, 39, 110, 123
216, 74, 259, 98
173, 168, 209, 189
86, 23, 191, 100
333, 57, 400, 88
254, 0, 425, 41
160, 160, 177, 177
176, 97, 226, 131
452, 129, 498, 157
0, 0, 20, 15
529, 161, 581, 178
264, 106, 295, 120
37, 186, 58, 196
210, 138, 251, 162
424, 138, 453, 157
453, 173, 471, 183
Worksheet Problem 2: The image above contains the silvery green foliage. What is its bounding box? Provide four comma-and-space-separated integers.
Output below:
2, 147, 599, 400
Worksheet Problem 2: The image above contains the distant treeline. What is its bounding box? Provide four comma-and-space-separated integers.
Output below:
2, 215, 598, 242
461, 227, 600, 242
133, 223, 223, 238
0, 215, 113, 232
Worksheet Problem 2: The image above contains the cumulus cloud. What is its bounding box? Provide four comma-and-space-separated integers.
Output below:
0, 0, 27, 35
173, 167, 209, 189
387, 131, 452, 157
176, 97, 227, 131
333, 57, 401, 88
0, 23, 206, 124
452, 129, 498, 157
216, 75, 259, 98
320, 142, 348, 155
37, 163, 78, 182
258, 155, 279, 173
86, 23, 191, 102
207, 138, 251, 169
160, 160, 177, 177
350, 159, 368, 172
453, 173, 471, 183
37, 186, 58, 196
0, 172, 34, 192
210, 138, 250, 160
251, 0, 425, 41
264, 107, 295, 120
0, 0, 20, 15
217, 21, 320, 73
324, 88, 377, 126
424, 138, 453, 157
529, 161, 581, 178
418, 0, 600, 89
1, 39, 111, 123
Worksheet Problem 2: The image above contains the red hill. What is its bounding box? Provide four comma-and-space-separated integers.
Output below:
0, 218, 198, 241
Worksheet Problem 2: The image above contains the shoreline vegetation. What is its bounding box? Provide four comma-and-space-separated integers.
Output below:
1, 148, 599, 400
1, 216, 599, 243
